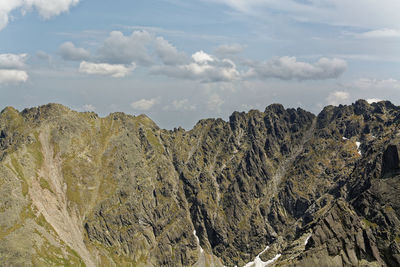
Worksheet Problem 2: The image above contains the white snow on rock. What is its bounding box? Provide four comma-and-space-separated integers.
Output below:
304, 234, 312, 246
264, 254, 281, 266
243, 246, 281, 267
356, 141, 362, 155
193, 230, 204, 253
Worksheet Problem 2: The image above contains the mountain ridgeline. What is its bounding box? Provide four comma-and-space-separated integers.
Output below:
0, 100, 400, 266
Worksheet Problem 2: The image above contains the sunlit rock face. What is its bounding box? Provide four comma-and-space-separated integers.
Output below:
1, 100, 400, 266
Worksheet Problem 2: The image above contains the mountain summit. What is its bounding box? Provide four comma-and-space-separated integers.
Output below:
0, 100, 400, 266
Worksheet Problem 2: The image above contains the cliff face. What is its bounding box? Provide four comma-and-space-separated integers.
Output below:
0, 100, 400, 266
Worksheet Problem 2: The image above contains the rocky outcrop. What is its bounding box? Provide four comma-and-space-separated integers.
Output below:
1, 100, 400, 266
381, 144, 400, 178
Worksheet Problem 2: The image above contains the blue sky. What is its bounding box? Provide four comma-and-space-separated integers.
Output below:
0, 0, 399, 129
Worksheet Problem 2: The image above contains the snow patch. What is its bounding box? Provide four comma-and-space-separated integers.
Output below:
304, 234, 312, 246
193, 230, 204, 253
356, 141, 362, 155
264, 254, 281, 266
243, 246, 281, 267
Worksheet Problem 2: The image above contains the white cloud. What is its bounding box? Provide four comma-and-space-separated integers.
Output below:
151, 51, 240, 82
59, 42, 90, 61
192, 51, 214, 63
326, 91, 350, 106
246, 56, 347, 81
131, 98, 157, 111
0, 53, 28, 69
164, 99, 196, 111
366, 98, 382, 104
79, 61, 136, 78
0, 53, 29, 84
82, 104, 96, 112
0, 0, 79, 30
24, 0, 79, 19
58, 30, 346, 83
358, 28, 400, 39
99, 30, 153, 65
0, 1, 23, 30
208, 93, 224, 112
65, 31, 347, 83
0, 69, 28, 84
155, 37, 188, 65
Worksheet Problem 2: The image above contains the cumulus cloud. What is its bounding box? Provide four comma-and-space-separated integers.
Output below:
151, 50, 240, 82
61, 30, 347, 83
245, 56, 347, 81
155, 37, 188, 65
0, 69, 28, 84
0, 1, 23, 30
79, 61, 136, 78
99, 30, 153, 65
59, 42, 90, 61
0, 53, 29, 84
164, 99, 196, 111
0, 53, 28, 69
24, 0, 79, 18
192, 51, 214, 63
131, 98, 158, 111
0, 0, 79, 30
326, 91, 350, 106
66, 31, 241, 82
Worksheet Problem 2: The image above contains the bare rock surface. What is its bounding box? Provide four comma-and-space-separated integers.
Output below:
0, 100, 400, 266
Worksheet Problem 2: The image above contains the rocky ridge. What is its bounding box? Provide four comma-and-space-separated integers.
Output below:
0, 100, 400, 266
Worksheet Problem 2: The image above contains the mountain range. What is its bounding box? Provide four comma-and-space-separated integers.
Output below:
0, 100, 399, 266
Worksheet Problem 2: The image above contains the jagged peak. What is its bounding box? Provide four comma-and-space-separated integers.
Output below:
264, 103, 285, 114
134, 114, 159, 128
0, 106, 19, 115
107, 111, 135, 120
24, 103, 72, 114
1, 100, 398, 133
0, 107, 22, 123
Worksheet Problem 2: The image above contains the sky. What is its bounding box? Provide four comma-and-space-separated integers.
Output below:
0, 0, 399, 129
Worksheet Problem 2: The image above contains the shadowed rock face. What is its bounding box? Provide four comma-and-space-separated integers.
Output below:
0, 100, 400, 266
382, 145, 400, 178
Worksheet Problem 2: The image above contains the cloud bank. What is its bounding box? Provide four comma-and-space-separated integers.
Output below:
60, 30, 347, 82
